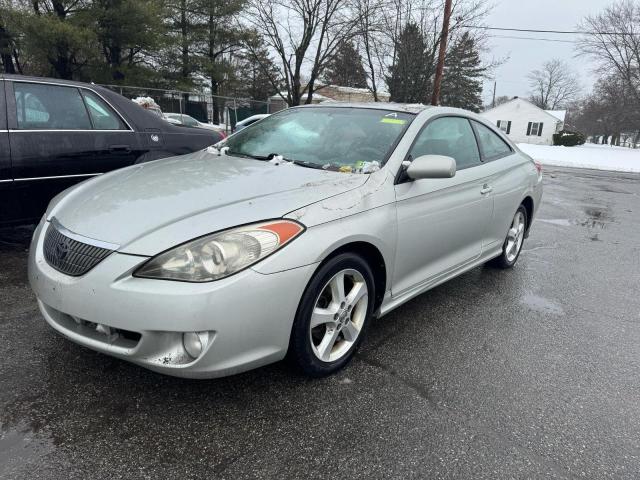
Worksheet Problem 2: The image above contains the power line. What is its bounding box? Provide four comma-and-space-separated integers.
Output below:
465, 25, 640, 36
487, 34, 577, 44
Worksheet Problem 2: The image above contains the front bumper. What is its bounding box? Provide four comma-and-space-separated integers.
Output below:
29, 220, 317, 378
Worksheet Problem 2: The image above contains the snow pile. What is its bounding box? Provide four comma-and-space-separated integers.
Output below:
517, 143, 640, 173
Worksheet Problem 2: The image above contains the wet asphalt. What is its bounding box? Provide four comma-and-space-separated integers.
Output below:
1, 166, 639, 479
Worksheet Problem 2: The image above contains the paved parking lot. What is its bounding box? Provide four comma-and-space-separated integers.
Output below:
1, 166, 639, 479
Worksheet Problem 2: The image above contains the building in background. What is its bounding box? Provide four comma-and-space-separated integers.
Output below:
481, 97, 565, 145
268, 85, 389, 112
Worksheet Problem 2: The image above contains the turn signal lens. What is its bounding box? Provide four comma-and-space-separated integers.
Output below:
134, 220, 304, 282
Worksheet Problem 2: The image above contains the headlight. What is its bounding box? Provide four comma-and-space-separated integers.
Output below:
134, 220, 305, 282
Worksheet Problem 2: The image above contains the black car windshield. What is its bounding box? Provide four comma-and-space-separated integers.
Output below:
222, 107, 414, 173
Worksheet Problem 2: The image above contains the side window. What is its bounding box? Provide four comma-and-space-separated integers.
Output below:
409, 117, 481, 170
13, 83, 91, 130
473, 121, 512, 160
182, 116, 199, 127
15, 91, 49, 126
81, 90, 128, 130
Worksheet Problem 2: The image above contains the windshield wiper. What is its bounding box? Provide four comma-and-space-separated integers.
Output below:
288, 159, 326, 170
225, 151, 325, 170
225, 150, 270, 161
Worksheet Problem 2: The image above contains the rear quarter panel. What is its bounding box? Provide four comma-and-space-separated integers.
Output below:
484, 153, 539, 250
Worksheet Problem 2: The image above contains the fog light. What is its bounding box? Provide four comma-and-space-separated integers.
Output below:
183, 332, 206, 359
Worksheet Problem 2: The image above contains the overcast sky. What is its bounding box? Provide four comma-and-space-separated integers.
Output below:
481, 0, 612, 106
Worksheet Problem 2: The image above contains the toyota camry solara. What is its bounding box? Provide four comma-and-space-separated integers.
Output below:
29, 104, 543, 378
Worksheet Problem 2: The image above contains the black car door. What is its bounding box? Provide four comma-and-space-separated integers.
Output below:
0, 80, 12, 224
6, 80, 140, 222
78, 88, 141, 170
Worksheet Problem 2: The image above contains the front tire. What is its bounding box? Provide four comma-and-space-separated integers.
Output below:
489, 205, 528, 269
289, 253, 375, 377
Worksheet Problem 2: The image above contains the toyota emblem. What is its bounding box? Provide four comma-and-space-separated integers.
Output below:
55, 238, 71, 261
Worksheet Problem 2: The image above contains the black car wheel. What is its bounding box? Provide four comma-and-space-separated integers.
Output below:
288, 253, 375, 377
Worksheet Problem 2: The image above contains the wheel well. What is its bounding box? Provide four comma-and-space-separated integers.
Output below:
521, 196, 534, 231
320, 242, 387, 312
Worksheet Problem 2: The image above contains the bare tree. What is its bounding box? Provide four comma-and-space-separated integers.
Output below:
527, 59, 580, 110
245, 0, 357, 106
381, 0, 492, 101
352, 0, 386, 100
577, 0, 640, 106
493, 95, 511, 107
571, 73, 638, 145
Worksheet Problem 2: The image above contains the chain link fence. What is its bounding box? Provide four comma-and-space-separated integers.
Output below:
100, 84, 273, 132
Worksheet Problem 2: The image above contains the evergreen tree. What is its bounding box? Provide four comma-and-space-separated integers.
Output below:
191, 0, 248, 121
386, 23, 433, 103
440, 32, 485, 112
322, 41, 368, 88
160, 0, 200, 90
0, 6, 21, 74
91, 0, 166, 83
11, 1, 97, 80
235, 36, 281, 100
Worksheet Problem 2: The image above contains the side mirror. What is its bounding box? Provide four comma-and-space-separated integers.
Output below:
406, 154, 456, 180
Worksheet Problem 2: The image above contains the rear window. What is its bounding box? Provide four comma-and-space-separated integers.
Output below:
81, 90, 128, 130
472, 121, 512, 160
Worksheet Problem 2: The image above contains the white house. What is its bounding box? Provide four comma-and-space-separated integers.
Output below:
481, 97, 565, 145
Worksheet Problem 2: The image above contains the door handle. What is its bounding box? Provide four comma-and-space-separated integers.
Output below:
480, 184, 493, 195
109, 145, 131, 153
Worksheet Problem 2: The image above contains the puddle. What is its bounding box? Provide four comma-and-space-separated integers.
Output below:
539, 206, 613, 231
521, 293, 564, 316
577, 206, 611, 229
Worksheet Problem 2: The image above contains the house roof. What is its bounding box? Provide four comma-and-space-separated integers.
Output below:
292, 102, 431, 114
270, 84, 390, 102
269, 91, 330, 101
317, 84, 391, 98
483, 97, 565, 123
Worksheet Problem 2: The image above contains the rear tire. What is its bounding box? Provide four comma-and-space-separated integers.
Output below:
288, 253, 375, 377
489, 205, 528, 269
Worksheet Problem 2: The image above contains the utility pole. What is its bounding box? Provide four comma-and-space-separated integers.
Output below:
431, 0, 453, 106
491, 81, 497, 108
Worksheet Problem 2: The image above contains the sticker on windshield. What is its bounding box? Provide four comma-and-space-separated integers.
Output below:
380, 117, 407, 125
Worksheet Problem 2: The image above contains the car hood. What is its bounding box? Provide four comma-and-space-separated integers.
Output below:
49, 149, 368, 255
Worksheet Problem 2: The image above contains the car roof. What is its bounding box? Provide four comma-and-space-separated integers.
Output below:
295, 102, 432, 114
2, 74, 122, 102
237, 114, 269, 124
2, 74, 98, 88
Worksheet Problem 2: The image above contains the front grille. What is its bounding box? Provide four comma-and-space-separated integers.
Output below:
43, 222, 114, 276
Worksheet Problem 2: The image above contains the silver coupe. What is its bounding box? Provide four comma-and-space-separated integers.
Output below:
29, 104, 543, 378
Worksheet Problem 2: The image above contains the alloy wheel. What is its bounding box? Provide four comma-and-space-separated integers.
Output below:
505, 211, 526, 262
309, 269, 368, 363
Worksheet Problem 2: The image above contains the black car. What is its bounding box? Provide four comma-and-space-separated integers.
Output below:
0, 75, 224, 225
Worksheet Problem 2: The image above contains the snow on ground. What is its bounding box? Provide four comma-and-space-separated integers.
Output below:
517, 143, 640, 173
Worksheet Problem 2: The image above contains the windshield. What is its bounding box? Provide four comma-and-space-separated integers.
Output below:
222, 107, 414, 172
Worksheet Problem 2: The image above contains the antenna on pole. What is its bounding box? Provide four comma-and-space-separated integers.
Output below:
431, 0, 453, 106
